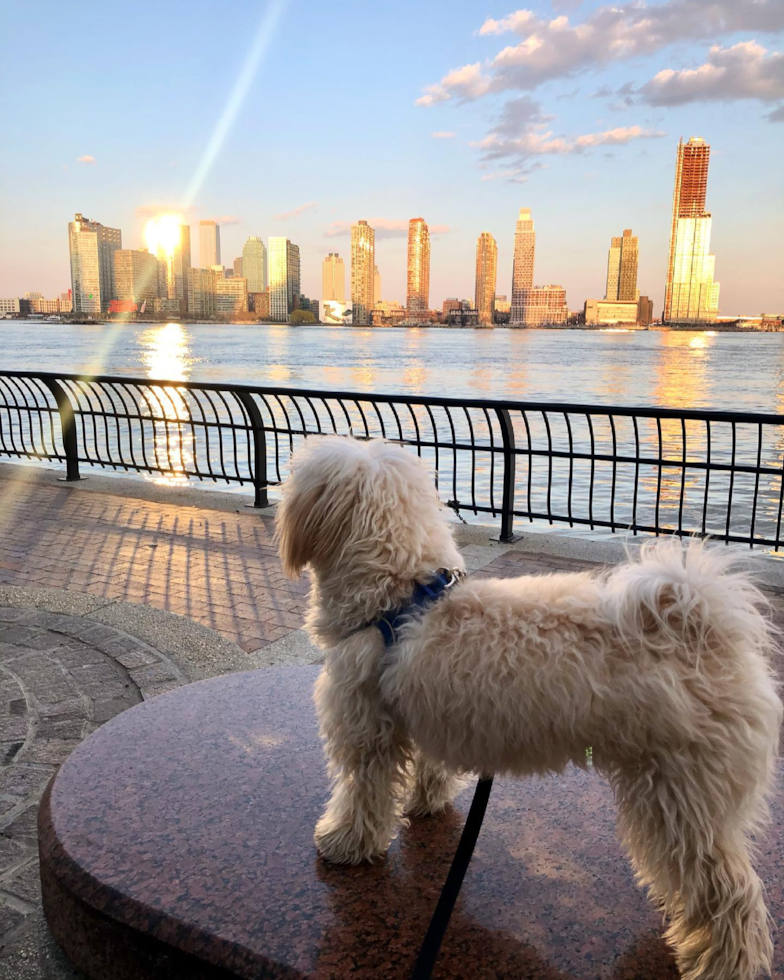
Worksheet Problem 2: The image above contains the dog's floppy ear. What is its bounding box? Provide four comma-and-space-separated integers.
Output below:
275, 437, 360, 578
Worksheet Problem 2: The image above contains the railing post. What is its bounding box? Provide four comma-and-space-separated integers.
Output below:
41, 378, 79, 481
237, 391, 268, 508
494, 407, 519, 543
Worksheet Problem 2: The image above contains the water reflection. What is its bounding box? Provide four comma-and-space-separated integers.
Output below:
140, 323, 194, 487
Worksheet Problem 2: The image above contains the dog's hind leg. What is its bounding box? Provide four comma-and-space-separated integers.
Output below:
614, 755, 773, 980
313, 659, 410, 865
406, 751, 465, 817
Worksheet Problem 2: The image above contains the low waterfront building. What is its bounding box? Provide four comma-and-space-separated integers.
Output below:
60, 291, 73, 312
249, 291, 270, 318
0, 298, 22, 314
215, 275, 248, 314
442, 298, 461, 314
153, 297, 186, 315
517, 285, 568, 326
494, 294, 511, 314
30, 298, 62, 314
322, 300, 352, 324
584, 295, 654, 326
371, 301, 406, 325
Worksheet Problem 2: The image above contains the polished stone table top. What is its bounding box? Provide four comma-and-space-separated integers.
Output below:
39, 666, 784, 978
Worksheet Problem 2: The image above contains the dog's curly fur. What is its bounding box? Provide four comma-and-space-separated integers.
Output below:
276, 435, 782, 980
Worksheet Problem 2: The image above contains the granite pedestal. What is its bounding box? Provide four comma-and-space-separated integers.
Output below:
39, 667, 784, 979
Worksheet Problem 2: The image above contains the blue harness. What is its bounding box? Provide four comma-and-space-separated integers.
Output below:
373, 569, 462, 647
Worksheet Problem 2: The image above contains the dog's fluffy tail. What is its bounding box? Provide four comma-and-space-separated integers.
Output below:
610, 537, 776, 666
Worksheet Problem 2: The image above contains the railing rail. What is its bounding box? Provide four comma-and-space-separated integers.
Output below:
2, 370, 784, 549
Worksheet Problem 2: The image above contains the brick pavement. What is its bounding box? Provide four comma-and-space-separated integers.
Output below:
0, 606, 187, 969
0, 475, 309, 655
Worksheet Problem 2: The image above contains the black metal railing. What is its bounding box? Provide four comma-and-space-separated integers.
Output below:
2, 370, 784, 549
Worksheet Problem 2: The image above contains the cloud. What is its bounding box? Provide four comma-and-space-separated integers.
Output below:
273, 201, 317, 220
77, 155, 96, 164
324, 219, 450, 240
416, 63, 491, 106
474, 123, 665, 163
215, 215, 240, 225
640, 41, 784, 106
418, 0, 784, 101
431, 131, 456, 138
135, 203, 199, 217
766, 103, 784, 121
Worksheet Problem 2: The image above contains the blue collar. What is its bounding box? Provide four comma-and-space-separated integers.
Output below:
373, 569, 462, 648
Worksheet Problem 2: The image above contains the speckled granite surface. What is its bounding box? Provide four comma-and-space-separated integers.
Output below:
39, 667, 783, 979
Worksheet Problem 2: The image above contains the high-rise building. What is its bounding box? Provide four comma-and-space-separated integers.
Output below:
287, 242, 301, 313
351, 220, 375, 325
475, 232, 498, 325
511, 208, 535, 323
605, 229, 639, 302
187, 267, 217, 317
113, 250, 159, 305
68, 213, 122, 314
233, 257, 243, 278
374, 265, 381, 305
268, 238, 300, 321
322, 253, 345, 303
406, 218, 430, 313
664, 136, 720, 323
242, 237, 267, 292
199, 221, 221, 269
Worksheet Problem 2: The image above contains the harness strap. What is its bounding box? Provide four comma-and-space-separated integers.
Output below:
410, 775, 494, 979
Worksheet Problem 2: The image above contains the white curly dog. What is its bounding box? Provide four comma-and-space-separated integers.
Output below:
276, 435, 782, 980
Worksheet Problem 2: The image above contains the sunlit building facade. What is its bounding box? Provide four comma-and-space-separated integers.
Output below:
199, 221, 221, 269
187, 267, 216, 317
516, 286, 568, 327
406, 218, 430, 314
511, 208, 535, 323
605, 229, 638, 302
233, 257, 243, 277
474, 232, 497, 325
374, 265, 381, 304
242, 237, 267, 293
664, 136, 720, 323
322, 253, 345, 303
68, 213, 122, 314
215, 275, 248, 314
351, 220, 375, 325
268, 238, 300, 321
113, 249, 159, 306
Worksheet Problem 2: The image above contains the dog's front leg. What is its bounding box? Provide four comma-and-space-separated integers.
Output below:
407, 751, 465, 817
314, 656, 409, 865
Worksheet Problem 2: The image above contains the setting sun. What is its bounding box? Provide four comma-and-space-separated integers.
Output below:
144, 214, 183, 258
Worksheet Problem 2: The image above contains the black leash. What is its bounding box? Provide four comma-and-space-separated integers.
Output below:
411, 775, 494, 979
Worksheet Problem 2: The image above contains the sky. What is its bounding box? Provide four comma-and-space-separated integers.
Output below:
1, 0, 782, 316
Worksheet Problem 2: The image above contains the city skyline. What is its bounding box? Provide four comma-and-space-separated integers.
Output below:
2, 0, 782, 315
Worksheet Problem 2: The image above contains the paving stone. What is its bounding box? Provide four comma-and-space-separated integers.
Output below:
0, 904, 26, 950
0, 718, 28, 742
0, 857, 41, 906
0, 767, 54, 801
0, 836, 28, 877
0, 806, 38, 842
24, 740, 81, 766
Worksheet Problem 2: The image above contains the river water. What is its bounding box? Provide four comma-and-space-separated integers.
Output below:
3, 322, 784, 546
3, 321, 784, 412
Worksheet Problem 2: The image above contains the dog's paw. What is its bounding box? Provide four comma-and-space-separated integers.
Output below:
314, 817, 389, 865
406, 772, 466, 817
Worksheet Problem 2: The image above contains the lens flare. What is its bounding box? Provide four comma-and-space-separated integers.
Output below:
144, 215, 183, 258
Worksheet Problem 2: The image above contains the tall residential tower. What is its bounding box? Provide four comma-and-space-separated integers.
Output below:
199, 221, 221, 269
511, 208, 535, 323
322, 253, 346, 303
268, 237, 300, 321
663, 136, 720, 323
68, 213, 122, 314
475, 233, 498, 325
605, 229, 639, 301
406, 218, 430, 314
242, 237, 267, 292
351, 220, 375, 325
